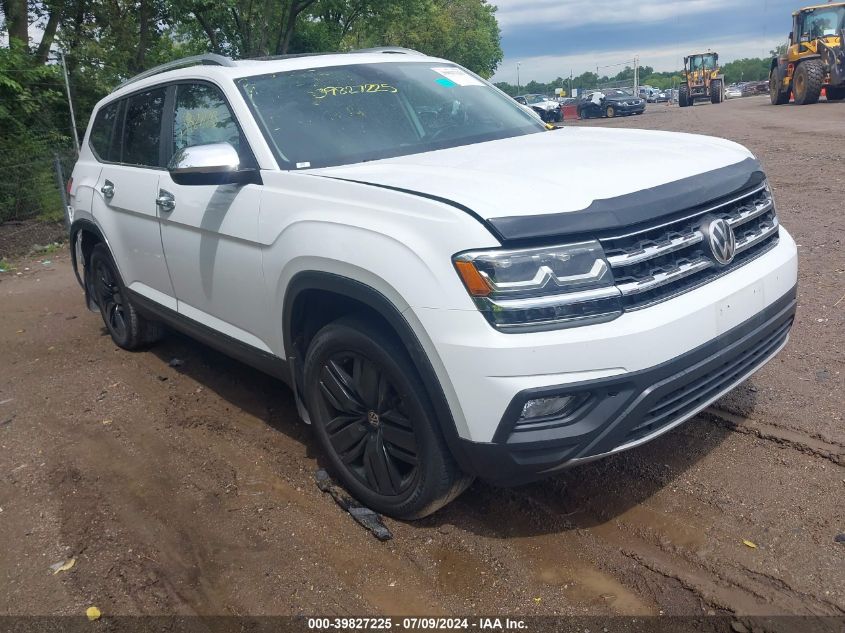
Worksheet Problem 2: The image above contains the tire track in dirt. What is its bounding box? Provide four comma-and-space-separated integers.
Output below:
704, 408, 845, 466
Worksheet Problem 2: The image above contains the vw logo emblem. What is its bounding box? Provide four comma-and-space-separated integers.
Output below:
367, 410, 380, 427
703, 217, 736, 266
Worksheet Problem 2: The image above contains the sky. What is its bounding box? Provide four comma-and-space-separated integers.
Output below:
490, 0, 800, 84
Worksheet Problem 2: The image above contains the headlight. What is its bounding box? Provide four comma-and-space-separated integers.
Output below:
453, 241, 622, 331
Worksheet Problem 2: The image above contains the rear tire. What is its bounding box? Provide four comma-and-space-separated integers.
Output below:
710, 78, 723, 104
793, 60, 824, 105
770, 69, 790, 105
826, 85, 845, 101
89, 244, 163, 350
679, 84, 690, 107
304, 317, 473, 519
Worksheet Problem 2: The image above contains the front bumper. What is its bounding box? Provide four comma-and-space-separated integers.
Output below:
454, 285, 795, 484
615, 103, 646, 114
413, 230, 798, 483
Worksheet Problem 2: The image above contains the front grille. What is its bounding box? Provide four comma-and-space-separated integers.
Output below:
623, 315, 793, 445
601, 183, 779, 310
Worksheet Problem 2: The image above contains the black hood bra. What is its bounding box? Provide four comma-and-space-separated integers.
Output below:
487, 157, 764, 242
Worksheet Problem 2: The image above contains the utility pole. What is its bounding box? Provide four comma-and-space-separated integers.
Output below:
59, 51, 80, 155
516, 62, 521, 95
634, 55, 639, 96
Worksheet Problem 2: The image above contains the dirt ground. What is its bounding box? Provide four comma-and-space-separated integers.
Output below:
1, 96, 843, 625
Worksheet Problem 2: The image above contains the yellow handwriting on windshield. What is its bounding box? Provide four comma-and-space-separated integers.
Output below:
312, 84, 398, 99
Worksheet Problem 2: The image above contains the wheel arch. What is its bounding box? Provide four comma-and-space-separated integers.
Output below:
282, 271, 474, 470
69, 218, 109, 309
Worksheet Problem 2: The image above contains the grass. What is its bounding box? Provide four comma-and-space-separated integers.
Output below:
34, 242, 61, 255
0, 258, 15, 273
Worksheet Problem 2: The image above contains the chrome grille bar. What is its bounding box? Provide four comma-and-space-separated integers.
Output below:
728, 199, 773, 229
616, 258, 713, 297
607, 232, 703, 268
734, 217, 779, 255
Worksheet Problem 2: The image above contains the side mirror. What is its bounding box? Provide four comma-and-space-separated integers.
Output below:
168, 142, 259, 186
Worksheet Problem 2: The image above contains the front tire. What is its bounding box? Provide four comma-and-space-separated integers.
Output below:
89, 244, 163, 350
304, 317, 472, 519
793, 60, 824, 105
710, 78, 723, 104
605, 104, 616, 118
770, 69, 790, 105
679, 84, 690, 107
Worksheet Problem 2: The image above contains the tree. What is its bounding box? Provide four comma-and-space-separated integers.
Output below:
174, 0, 318, 57
354, 0, 502, 77
1, 0, 30, 50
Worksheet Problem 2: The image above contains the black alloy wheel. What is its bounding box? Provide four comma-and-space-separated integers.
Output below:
89, 243, 162, 350
316, 351, 419, 496
94, 257, 128, 341
304, 318, 472, 519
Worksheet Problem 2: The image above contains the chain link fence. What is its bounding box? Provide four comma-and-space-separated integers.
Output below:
0, 138, 76, 260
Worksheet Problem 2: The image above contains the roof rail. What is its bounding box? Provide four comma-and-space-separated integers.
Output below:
117, 53, 236, 89
250, 47, 426, 62
352, 46, 425, 55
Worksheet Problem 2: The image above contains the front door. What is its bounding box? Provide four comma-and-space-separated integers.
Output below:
158, 81, 271, 352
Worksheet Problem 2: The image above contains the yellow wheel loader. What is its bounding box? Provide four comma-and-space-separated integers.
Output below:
679, 52, 724, 107
770, 3, 845, 105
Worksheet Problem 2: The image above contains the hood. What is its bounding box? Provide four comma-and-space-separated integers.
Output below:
311, 127, 760, 241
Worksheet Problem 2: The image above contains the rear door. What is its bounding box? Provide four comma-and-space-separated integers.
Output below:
157, 81, 270, 351
92, 87, 176, 310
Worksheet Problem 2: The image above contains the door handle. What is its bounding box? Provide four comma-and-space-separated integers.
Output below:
100, 180, 115, 199
155, 189, 175, 213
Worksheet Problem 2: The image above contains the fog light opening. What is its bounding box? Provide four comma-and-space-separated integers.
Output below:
519, 395, 580, 422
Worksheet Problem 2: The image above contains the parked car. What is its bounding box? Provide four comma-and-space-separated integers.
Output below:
654, 91, 671, 103
578, 89, 646, 118
744, 81, 769, 96
68, 48, 797, 519
514, 94, 562, 122
725, 84, 743, 99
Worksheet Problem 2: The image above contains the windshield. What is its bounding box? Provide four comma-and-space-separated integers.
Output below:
605, 89, 631, 97
690, 54, 717, 70
524, 94, 546, 104
237, 62, 544, 169
801, 7, 845, 39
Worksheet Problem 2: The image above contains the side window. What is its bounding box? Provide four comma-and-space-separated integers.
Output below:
123, 88, 166, 168
89, 101, 119, 162
173, 83, 252, 165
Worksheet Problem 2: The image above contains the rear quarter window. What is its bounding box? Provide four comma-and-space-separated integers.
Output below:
89, 101, 121, 162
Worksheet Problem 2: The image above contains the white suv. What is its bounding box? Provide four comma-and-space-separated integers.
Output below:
68, 49, 798, 519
